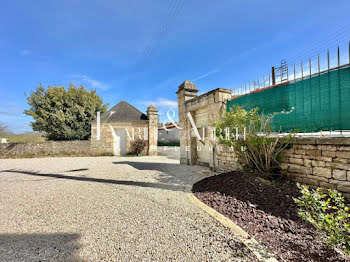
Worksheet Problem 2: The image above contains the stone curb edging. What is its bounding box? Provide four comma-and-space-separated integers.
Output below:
187, 193, 278, 262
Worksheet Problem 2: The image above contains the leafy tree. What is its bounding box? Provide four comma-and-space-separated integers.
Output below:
25, 84, 108, 141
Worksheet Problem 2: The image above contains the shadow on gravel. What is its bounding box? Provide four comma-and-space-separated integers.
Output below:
115, 161, 177, 174
65, 168, 89, 172
0, 233, 81, 262
114, 161, 195, 187
1, 169, 185, 192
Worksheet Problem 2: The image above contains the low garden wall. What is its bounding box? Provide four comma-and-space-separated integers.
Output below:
215, 145, 242, 172
281, 138, 350, 198
0, 141, 93, 158
214, 138, 350, 198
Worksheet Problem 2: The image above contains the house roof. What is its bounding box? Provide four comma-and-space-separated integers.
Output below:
158, 123, 180, 130
98, 101, 148, 123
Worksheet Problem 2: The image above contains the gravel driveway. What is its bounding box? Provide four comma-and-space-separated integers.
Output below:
0, 149, 254, 261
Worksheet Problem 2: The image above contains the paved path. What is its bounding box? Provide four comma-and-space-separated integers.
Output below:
0, 152, 254, 261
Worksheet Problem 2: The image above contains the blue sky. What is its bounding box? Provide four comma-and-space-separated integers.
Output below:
1, 0, 350, 133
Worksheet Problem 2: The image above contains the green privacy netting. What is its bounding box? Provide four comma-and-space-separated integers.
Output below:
227, 66, 350, 132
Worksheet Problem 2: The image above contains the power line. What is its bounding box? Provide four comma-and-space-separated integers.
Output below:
138, 0, 185, 74
127, 0, 179, 90
128, 0, 185, 91
287, 27, 350, 65
135, 0, 179, 73
235, 24, 350, 93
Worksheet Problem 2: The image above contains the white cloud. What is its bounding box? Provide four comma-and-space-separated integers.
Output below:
154, 77, 178, 90
192, 69, 219, 81
139, 98, 178, 123
0, 105, 24, 116
0, 111, 18, 116
72, 74, 109, 90
141, 98, 177, 109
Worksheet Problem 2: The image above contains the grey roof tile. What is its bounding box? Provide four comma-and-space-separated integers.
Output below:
99, 101, 148, 122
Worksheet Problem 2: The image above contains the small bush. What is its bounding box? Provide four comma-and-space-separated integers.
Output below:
294, 183, 350, 255
130, 139, 147, 156
215, 105, 294, 175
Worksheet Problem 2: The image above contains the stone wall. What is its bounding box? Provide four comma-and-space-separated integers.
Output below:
281, 138, 350, 198
90, 105, 158, 156
0, 141, 92, 158
209, 139, 350, 198
176, 80, 232, 166
177, 79, 350, 197
158, 127, 179, 143
214, 145, 242, 172
91, 122, 150, 155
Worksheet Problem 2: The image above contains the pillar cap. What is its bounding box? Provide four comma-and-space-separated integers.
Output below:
147, 104, 158, 114
176, 80, 198, 94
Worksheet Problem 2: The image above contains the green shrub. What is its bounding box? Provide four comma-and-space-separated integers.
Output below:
214, 105, 294, 174
294, 183, 350, 255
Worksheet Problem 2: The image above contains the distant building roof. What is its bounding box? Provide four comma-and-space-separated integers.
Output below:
98, 101, 148, 123
158, 123, 180, 130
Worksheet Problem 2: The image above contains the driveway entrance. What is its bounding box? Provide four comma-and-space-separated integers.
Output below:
0, 152, 254, 261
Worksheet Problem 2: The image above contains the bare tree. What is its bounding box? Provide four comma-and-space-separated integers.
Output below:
130, 139, 147, 156
0, 123, 10, 136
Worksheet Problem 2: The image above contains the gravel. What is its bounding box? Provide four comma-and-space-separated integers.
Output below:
0, 153, 255, 261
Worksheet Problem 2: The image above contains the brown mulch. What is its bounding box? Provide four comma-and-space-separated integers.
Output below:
192, 171, 349, 262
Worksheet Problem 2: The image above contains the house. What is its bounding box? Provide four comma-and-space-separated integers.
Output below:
90, 101, 158, 156
158, 123, 179, 144
0, 138, 8, 143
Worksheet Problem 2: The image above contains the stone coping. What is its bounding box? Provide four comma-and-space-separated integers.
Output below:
184, 88, 232, 105
1, 140, 89, 145
289, 137, 350, 145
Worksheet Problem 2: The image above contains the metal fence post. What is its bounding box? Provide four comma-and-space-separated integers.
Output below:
301, 60, 303, 80
309, 58, 312, 77
327, 49, 330, 71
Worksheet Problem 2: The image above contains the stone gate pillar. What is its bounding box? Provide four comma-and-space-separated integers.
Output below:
147, 105, 158, 156
176, 80, 198, 165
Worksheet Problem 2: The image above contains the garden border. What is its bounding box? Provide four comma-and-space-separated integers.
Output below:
187, 193, 278, 262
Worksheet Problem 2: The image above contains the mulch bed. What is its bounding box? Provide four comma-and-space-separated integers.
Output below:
192, 171, 349, 262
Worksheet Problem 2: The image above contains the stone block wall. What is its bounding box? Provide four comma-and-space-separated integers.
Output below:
90, 104, 158, 156
177, 79, 350, 197
176, 79, 231, 166
91, 122, 150, 156
281, 138, 350, 198
0, 141, 92, 158
90, 123, 114, 155
158, 127, 179, 143
211, 138, 350, 198
214, 145, 242, 172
